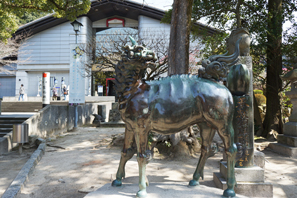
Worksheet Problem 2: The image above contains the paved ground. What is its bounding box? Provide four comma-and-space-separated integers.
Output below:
1, 127, 297, 198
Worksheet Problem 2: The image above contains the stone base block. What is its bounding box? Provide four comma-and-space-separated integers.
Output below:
283, 122, 297, 136
254, 150, 265, 168
268, 142, 297, 157
220, 162, 264, 182
222, 150, 265, 168
277, 134, 297, 147
213, 172, 273, 197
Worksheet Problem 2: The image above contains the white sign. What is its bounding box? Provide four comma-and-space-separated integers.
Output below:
42, 72, 50, 106
98, 85, 103, 93
69, 44, 85, 104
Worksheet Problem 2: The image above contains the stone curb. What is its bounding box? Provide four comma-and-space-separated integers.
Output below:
1, 143, 46, 198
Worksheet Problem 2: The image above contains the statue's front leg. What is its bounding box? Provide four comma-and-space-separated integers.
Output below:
134, 129, 151, 198
112, 126, 136, 187
112, 148, 136, 186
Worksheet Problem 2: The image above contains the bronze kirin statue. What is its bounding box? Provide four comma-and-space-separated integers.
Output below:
112, 37, 240, 198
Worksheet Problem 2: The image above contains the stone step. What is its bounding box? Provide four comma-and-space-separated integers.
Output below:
277, 134, 297, 147
0, 124, 13, 128
268, 142, 297, 157
0, 128, 12, 132
0, 119, 25, 124
100, 122, 125, 128
0, 132, 10, 137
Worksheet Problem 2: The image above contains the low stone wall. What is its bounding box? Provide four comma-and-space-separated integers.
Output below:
24, 103, 99, 138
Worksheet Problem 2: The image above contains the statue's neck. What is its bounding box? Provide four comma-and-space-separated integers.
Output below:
115, 62, 144, 112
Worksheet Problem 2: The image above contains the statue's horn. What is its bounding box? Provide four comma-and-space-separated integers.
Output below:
129, 36, 137, 46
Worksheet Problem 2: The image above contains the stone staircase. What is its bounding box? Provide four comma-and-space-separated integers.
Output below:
0, 115, 32, 154
1, 101, 68, 112
0, 117, 27, 137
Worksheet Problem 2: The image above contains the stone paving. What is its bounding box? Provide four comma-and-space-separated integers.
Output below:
1, 127, 297, 198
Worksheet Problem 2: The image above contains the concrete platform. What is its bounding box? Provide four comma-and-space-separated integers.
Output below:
269, 142, 297, 157
213, 172, 273, 197
84, 182, 248, 198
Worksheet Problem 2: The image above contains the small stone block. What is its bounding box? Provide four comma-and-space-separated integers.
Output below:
269, 142, 297, 157
213, 172, 273, 197
277, 134, 297, 147
112, 103, 119, 110
283, 122, 297, 136
220, 162, 264, 182
254, 150, 265, 169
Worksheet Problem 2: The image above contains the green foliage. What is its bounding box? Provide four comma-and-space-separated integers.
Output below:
192, 30, 228, 61
283, 23, 297, 66
255, 94, 266, 105
15, 11, 48, 25
148, 132, 154, 147
280, 86, 292, 119
0, 0, 91, 41
164, 140, 171, 148
253, 89, 263, 95
93, 71, 114, 96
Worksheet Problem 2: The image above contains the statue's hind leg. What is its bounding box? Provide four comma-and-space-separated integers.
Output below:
189, 122, 216, 186
112, 125, 136, 187
217, 121, 237, 197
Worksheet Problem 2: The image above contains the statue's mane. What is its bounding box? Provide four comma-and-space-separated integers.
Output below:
147, 74, 199, 85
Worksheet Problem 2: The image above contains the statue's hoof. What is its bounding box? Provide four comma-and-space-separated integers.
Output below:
189, 180, 199, 186
111, 179, 122, 187
136, 190, 147, 198
223, 189, 236, 197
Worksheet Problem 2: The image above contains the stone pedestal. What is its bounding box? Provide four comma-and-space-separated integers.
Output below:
213, 162, 273, 197
269, 125, 297, 157
109, 103, 122, 122
100, 102, 125, 127
217, 55, 273, 197
269, 67, 297, 157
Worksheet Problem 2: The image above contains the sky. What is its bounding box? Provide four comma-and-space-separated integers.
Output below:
131, 0, 173, 10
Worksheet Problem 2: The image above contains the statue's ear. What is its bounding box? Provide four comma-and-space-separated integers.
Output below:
129, 36, 138, 46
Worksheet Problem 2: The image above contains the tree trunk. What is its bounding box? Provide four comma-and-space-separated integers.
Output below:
262, 0, 283, 137
158, 0, 199, 158
168, 0, 193, 74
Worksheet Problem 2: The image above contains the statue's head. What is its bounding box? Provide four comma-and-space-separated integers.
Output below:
122, 37, 157, 63
199, 38, 241, 81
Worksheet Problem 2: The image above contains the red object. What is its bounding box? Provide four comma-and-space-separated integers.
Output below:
106, 78, 115, 96
43, 73, 47, 77
106, 17, 125, 27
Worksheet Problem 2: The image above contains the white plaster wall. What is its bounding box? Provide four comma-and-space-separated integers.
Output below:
15, 71, 28, 96
17, 16, 92, 97
18, 16, 91, 69
138, 15, 170, 78
25, 71, 69, 97
138, 15, 170, 41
